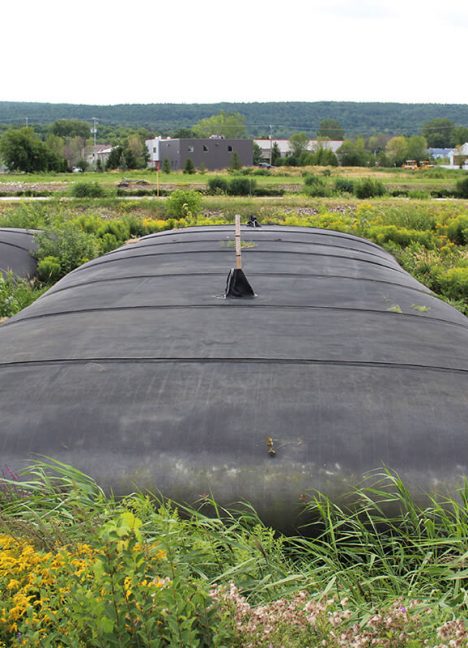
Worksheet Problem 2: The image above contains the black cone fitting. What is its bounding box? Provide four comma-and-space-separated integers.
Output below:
225, 268, 255, 298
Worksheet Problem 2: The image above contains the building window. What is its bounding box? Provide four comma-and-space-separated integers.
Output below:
227, 145, 233, 151
188, 146, 194, 152
153, 147, 156, 153
203, 145, 208, 151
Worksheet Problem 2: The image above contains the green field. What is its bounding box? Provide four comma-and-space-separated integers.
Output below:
0, 166, 466, 196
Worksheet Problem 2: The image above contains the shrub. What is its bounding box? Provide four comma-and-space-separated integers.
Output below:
227, 177, 256, 196
35, 223, 101, 278
70, 182, 106, 198
0, 272, 46, 317
208, 177, 229, 194
367, 225, 437, 248
183, 158, 195, 174
408, 190, 430, 199
165, 189, 202, 217
354, 178, 386, 199
438, 267, 468, 301
96, 220, 131, 243
162, 158, 171, 174
430, 188, 457, 198
334, 177, 355, 194
229, 152, 242, 170
447, 216, 468, 245
303, 174, 330, 197
36, 256, 62, 282
456, 175, 468, 198
252, 187, 284, 197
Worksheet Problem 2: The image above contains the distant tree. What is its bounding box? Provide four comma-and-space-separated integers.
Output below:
183, 158, 195, 174
289, 132, 309, 158
106, 146, 124, 170
172, 127, 196, 138
193, 111, 247, 138
230, 151, 242, 170
63, 135, 87, 170
253, 143, 263, 165
317, 119, 344, 140
0, 127, 57, 172
45, 133, 65, 158
76, 159, 89, 172
406, 135, 428, 162
162, 158, 171, 173
312, 146, 338, 166
422, 118, 455, 148
125, 133, 148, 169
50, 119, 90, 139
366, 133, 389, 154
271, 142, 282, 165
385, 136, 409, 166
453, 125, 468, 146
337, 138, 369, 166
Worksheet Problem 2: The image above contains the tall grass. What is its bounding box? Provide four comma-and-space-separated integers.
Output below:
0, 461, 466, 644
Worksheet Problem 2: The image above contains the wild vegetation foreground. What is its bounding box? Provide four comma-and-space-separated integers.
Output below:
0, 462, 466, 647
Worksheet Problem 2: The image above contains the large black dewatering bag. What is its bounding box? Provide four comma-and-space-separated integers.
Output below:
0, 226, 466, 530
0, 228, 37, 278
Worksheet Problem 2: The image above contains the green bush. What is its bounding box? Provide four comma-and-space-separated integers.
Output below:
334, 177, 354, 194
99, 233, 121, 253
438, 266, 468, 301
227, 177, 256, 196
0, 272, 46, 317
35, 223, 101, 278
252, 187, 285, 197
456, 175, 468, 198
303, 174, 330, 197
70, 182, 106, 198
354, 178, 386, 199
166, 189, 202, 217
447, 216, 468, 245
367, 225, 437, 248
96, 220, 131, 243
183, 158, 195, 174
208, 177, 229, 194
408, 190, 430, 200
36, 256, 62, 282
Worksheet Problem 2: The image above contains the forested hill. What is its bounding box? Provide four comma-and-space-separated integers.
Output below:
1, 101, 468, 137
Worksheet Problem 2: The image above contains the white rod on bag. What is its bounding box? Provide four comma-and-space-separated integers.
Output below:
235, 214, 242, 270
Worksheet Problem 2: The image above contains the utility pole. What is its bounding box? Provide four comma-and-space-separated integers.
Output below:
91, 117, 98, 148
269, 124, 273, 166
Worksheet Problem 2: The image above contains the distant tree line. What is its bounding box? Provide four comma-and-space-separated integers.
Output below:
1, 111, 468, 172
1, 100, 468, 139
0, 120, 149, 173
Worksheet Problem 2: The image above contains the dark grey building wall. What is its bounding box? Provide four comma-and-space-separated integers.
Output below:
159, 138, 252, 170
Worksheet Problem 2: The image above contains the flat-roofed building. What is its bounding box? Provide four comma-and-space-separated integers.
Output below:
146, 137, 253, 170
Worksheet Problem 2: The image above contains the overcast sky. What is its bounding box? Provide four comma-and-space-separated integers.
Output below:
2, 0, 467, 106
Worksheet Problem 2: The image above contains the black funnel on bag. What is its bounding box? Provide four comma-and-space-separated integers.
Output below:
225, 215, 255, 298
225, 268, 255, 298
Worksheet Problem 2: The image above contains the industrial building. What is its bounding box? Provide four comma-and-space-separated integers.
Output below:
145, 136, 253, 170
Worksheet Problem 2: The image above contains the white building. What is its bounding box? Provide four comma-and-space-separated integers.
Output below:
87, 144, 114, 168
448, 143, 468, 168
254, 138, 343, 162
